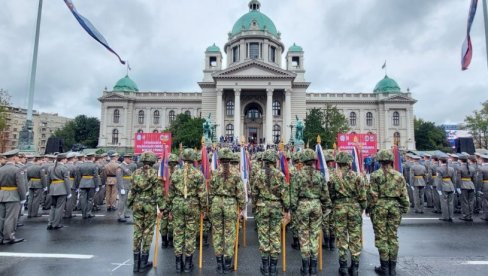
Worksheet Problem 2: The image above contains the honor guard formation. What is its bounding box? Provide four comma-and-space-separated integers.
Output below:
1, 147, 488, 276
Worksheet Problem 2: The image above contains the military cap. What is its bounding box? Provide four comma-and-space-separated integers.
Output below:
231, 153, 240, 163
100, 153, 108, 157
468, 155, 477, 162
292, 151, 302, 162
181, 148, 196, 162
85, 153, 95, 157
18, 153, 26, 158
300, 149, 317, 163
140, 151, 157, 163
324, 151, 335, 162
66, 152, 77, 159
411, 155, 421, 160
124, 153, 133, 158
336, 151, 353, 164
2, 149, 19, 158
376, 149, 394, 162
449, 153, 459, 159
423, 153, 432, 158
56, 153, 67, 159
479, 154, 488, 160
45, 154, 56, 159
458, 154, 468, 161
431, 154, 438, 160
218, 148, 233, 161
94, 154, 101, 159
110, 152, 119, 157
168, 153, 179, 164
438, 155, 449, 161
262, 149, 278, 163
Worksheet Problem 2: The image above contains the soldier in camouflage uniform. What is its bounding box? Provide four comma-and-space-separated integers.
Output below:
322, 150, 336, 251
209, 148, 245, 274
291, 149, 331, 276
160, 153, 179, 248
128, 151, 164, 273
289, 151, 302, 250
167, 149, 207, 273
252, 149, 290, 276
195, 151, 211, 248
368, 149, 409, 276
328, 151, 366, 276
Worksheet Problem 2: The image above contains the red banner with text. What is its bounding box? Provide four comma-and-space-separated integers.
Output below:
336, 133, 378, 157
134, 132, 172, 156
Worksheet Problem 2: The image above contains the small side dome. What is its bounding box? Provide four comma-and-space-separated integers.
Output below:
113, 75, 139, 92
373, 75, 401, 93
288, 43, 303, 52
206, 43, 221, 53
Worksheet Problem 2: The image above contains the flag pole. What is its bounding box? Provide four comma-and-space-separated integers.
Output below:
483, 0, 488, 70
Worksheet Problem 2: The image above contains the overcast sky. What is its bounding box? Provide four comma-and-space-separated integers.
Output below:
1, 0, 487, 124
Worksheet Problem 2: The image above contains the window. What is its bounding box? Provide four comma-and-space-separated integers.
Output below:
349, 112, 357, 126
169, 110, 176, 123
138, 110, 145, 124
273, 125, 281, 144
113, 109, 120, 124
292, 56, 300, 67
272, 101, 281, 116
232, 46, 240, 63
247, 108, 261, 119
394, 132, 401, 146
112, 129, 119, 145
185, 110, 191, 116
226, 124, 234, 139
393, 111, 400, 126
269, 46, 276, 63
249, 43, 260, 59
226, 101, 234, 116
13, 134, 17, 139
153, 110, 160, 125
366, 112, 373, 127
41, 134, 46, 138
209, 56, 217, 67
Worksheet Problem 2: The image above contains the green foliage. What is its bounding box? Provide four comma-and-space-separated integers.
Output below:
165, 113, 205, 149
414, 118, 450, 151
465, 101, 488, 149
0, 89, 11, 132
304, 105, 349, 148
53, 115, 100, 151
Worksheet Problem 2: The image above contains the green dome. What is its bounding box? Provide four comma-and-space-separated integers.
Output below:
113, 75, 139, 92
373, 75, 401, 94
231, 1, 278, 37
288, 43, 303, 52
206, 43, 220, 52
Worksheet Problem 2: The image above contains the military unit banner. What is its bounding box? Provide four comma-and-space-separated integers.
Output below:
336, 133, 378, 157
134, 132, 172, 156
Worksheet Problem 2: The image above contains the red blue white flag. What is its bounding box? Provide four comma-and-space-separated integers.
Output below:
315, 144, 329, 182
351, 146, 362, 174
201, 147, 211, 180
240, 147, 250, 203
392, 146, 402, 172
211, 149, 219, 171
461, 0, 478, 70
279, 151, 290, 184
64, 0, 126, 65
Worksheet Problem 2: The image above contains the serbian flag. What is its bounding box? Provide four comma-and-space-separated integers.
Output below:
351, 146, 362, 174
461, 0, 478, 70
158, 145, 170, 194
279, 152, 290, 184
240, 147, 250, 202
201, 147, 211, 180
211, 148, 219, 171
64, 0, 126, 65
392, 146, 402, 172
315, 144, 329, 182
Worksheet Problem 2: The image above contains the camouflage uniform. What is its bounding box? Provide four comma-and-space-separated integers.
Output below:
128, 151, 164, 273
160, 154, 179, 248
209, 148, 245, 274
368, 149, 409, 275
329, 151, 366, 275
195, 151, 211, 248
252, 149, 290, 276
291, 149, 332, 276
289, 151, 302, 250
322, 150, 336, 250
168, 149, 207, 273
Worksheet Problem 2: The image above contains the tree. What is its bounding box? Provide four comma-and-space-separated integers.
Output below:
465, 101, 488, 149
304, 105, 349, 148
414, 118, 450, 151
165, 113, 205, 149
53, 115, 100, 151
0, 89, 11, 152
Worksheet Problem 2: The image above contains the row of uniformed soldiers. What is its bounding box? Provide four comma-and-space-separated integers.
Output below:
403, 152, 488, 222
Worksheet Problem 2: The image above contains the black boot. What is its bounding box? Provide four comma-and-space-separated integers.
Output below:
175, 255, 183, 273
260, 256, 270, 276
161, 234, 168, 248
329, 234, 336, 250
269, 257, 278, 276
339, 260, 348, 276
390, 260, 397, 276
168, 235, 174, 247
310, 257, 318, 276
374, 259, 389, 275
323, 234, 330, 249
349, 260, 359, 276
140, 251, 153, 271
216, 255, 224, 274
300, 258, 310, 276
292, 237, 300, 250
203, 234, 209, 247
184, 255, 194, 272
224, 256, 234, 273
133, 251, 140, 273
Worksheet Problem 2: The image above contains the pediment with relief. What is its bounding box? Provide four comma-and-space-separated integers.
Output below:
382, 94, 417, 103
212, 60, 296, 79
98, 92, 133, 102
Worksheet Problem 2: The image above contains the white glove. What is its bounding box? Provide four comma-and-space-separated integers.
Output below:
43, 187, 48, 192
456, 188, 461, 194
26, 192, 29, 197
437, 190, 442, 196
67, 194, 72, 199
20, 200, 26, 204
120, 189, 126, 195
95, 187, 100, 192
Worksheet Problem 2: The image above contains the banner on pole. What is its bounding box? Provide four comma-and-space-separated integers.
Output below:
336, 133, 377, 157
134, 132, 172, 156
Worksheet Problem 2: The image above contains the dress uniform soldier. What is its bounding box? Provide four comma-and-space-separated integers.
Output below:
63, 153, 78, 219
26, 155, 44, 218
252, 149, 290, 276
167, 149, 207, 273
75, 153, 100, 219
116, 153, 135, 222
437, 156, 455, 222
479, 154, 488, 221
409, 155, 427, 214
160, 153, 179, 248
368, 149, 409, 276
457, 154, 475, 221
128, 151, 164, 273
422, 154, 434, 208
322, 150, 336, 251
430, 155, 442, 214
328, 151, 366, 276
104, 153, 120, 211
41, 155, 56, 210
402, 154, 414, 208
209, 148, 245, 274
450, 154, 462, 214
0, 149, 26, 244
290, 149, 331, 276
93, 154, 106, 211
46, 153, 70, 230
470, 155, 482, 215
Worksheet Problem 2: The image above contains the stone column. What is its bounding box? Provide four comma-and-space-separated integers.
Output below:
284, 89, 292, 142
216, 89, 223, 138
266, 88, 274, 145
406, 108, 411, 149
234, 89, 241, 142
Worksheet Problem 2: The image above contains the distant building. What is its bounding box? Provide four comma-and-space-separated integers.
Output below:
0, 106, 72, 153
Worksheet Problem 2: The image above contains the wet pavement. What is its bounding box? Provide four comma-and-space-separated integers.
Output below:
1, 206, 488, 276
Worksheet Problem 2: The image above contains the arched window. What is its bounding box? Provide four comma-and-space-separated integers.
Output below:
185, 110, 191, 116
113, 109, 120, 124
349, 112, 357, 126
138, 110, 144, 124
112, 129, 119, 145
153, 129, 159, 133
225, 124, 234, 138
394, 132, 401, 146
273, 125, 281, 144
169, 110, 176, 123
272, 101, 281, 116
366, 112, 373, 127
226, 101, 234, 116
393, 111, 400, 126
153, 110, 160, 125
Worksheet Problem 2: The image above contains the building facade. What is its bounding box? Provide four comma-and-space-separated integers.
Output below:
98, 0, 416, 152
